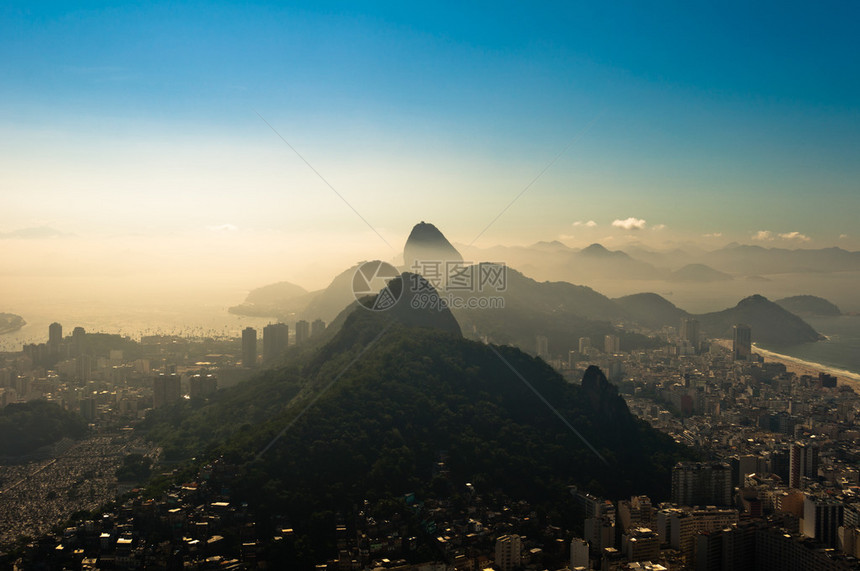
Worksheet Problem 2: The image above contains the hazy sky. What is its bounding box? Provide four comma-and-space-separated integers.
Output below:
2, 1, 859, 290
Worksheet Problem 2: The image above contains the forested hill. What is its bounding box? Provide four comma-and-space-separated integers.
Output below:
142, 304, 693, 566
0, 400, 87, 458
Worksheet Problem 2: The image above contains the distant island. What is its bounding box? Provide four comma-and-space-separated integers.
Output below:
775, 295, 842, 317
0, 313, 25, 335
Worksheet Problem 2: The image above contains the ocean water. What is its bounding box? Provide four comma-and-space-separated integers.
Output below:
760, 315, 860, 376
0, 299, 274, 352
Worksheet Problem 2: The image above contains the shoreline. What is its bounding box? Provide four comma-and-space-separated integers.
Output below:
751, 344, 860, 390
714, 338, 860, 390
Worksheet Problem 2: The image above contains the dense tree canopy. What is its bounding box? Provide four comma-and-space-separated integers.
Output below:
0, 400, 87, 458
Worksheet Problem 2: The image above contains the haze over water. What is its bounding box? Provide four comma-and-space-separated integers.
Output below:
2, 3, 858, 371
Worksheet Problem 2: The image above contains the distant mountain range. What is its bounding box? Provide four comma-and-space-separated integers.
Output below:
615, 292, 823, 345
702, 244, 860, 275
669, 263, 733, 282
229, 222, 831, 350
456, 240, 860, 282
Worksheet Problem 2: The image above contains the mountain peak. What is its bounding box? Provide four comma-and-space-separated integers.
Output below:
580, 243, 627, 258
581, 365, 634, 425
403, 222, 462, 270
348, 271, 462, 337
736, 294, 770, 307
581, 242, 609, 254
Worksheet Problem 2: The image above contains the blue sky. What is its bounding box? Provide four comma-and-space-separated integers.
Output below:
2, 1, 859, 261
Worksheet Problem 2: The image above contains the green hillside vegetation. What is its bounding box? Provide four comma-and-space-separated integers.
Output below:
0, 400, 87, 458
141, 303, 693, 563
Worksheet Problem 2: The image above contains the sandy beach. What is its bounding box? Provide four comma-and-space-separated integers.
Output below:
713, 339, 860, 392
752, 344, 860, 391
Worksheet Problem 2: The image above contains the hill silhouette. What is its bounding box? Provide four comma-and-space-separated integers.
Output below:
669, 263, 733, 282
449, 266, 661, 355
0, 313, 25, 335
571, 243, 665, 279
225, 224, 827, 349
142, 280, 693, 565
614, 293, 689, 330
697, 294, 824, 345
704, 244, 860, 275
228, 281, 311, 318
775, 295, 842, 317
403, 221, 463, 270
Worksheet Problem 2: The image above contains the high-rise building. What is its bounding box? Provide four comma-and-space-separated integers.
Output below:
79, 397, 97, 421
584, 515, 616, 555
48, 322, 62, 358
153, 373, 181, 408
622, 527, 660, 562
671, 462, 733, 507
242, 327, 257, 368
819, 372, 837, 388
579, 337, 592, 354
295, 320, 310, 345
680, 318, 700, 352
72, 326, 86, 357
789, 442, 819, 489
618, 495, 653, 532
494, 534, 522, 571
536, 335, 549, 358
801, 494, 844, 548
668, 507, 739, 561
695, 531, 723, 571
604, 334, 620, 354
263, 323, 289, 364
570, 538, 589, 569
732, 324, 752, 361
75, 354, 93, 381
311, 318, 326, 337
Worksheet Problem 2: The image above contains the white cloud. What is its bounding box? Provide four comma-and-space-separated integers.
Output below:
612, 217, 646, 231
703, 232, 722, 238
840, 234, 849, 239
652, 224, 667, 231
752, 230, 774, 241
778, 231, 810, 242
573, 220, 597, 227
